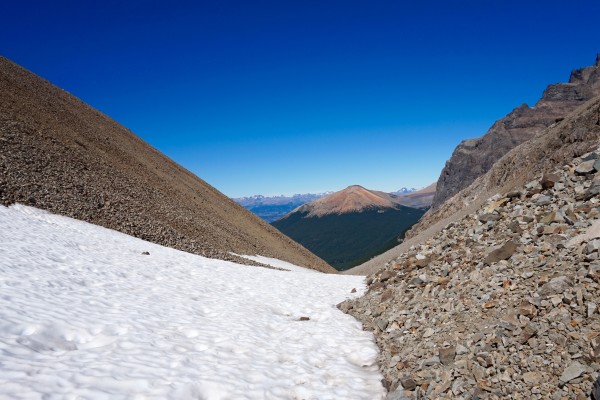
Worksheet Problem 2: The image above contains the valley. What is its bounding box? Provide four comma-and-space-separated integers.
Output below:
272, 186, 427, 270
2, 6, 600, 398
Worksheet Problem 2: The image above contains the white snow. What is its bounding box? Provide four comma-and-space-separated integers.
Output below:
234, 254, 318, 273
0, 205, 385, 399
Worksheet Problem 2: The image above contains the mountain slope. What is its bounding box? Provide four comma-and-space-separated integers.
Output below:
433, 54, 600, 208
340, 149, 600, 398
272, 186, 425, 270
0, 56, 333, 272
408, 93, 600, 240
347, 93, 600, 276
394, 183, 436, 209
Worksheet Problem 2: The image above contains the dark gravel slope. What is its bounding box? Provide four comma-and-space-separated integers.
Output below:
0, 56, 334, 273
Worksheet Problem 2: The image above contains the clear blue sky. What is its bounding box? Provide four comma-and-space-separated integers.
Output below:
2, 1, 599, 197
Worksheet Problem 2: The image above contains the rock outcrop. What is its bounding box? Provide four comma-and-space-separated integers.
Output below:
341, 150, 600, 399
407, 93, 600, 242
433, 55, 600, 209
348, 93, 600, 277
0, 56, 334, 272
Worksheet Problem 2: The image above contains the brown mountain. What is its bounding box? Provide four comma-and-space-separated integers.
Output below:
433, 54, 600, 208
293, 184, 434, 216
294, 185, 400, 217
0, 56, 333, 273
273, 185, 426, 270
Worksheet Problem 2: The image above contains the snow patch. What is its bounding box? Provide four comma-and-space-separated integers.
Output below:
0, 204, 384, 399
236, 254, 319, 273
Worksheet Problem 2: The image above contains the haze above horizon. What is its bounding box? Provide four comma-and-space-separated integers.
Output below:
2, 0, 599, 197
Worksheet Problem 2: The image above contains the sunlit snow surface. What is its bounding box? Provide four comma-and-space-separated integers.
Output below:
234, 254, 317, 273
0, 205, 385, 399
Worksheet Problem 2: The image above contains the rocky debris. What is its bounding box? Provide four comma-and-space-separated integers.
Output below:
299, 316, 310, 321
576, 159, 600, 175
537, 275, 572, 297
0, 56, 334, 273
386, 386, 410, 400
400, 376, 417, 391
484, 240, 517, 264
439, 346, 456, 365
341, 150, 600, 399
432, 55, 600, 209
560, 361, 587, 385
593, 375, 600, 400
540, 173, 561, 190
348, 93, 600, 277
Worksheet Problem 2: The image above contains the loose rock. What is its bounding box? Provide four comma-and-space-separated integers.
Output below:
341, 149, 600, 399
559, 361, 587, 384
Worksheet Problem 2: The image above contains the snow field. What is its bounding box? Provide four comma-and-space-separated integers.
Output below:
0, 205, 385, 399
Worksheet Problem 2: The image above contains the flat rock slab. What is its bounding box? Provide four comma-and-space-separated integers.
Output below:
575, 159, 600, 175
538, 276, 572, 297
567, 219, 600, 247
484, 240, 518, 264
559, 361, 587, 384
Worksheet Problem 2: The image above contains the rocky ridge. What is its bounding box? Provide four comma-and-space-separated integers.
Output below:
433, 55, 600, 209
406, 93, 600, 243
340, 151, 600, 399
348, 94, 600, 277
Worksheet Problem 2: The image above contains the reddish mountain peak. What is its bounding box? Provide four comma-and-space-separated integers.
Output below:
296, 185, 397, 217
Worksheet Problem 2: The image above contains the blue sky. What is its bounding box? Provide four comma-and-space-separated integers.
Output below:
2, 1, 599, 197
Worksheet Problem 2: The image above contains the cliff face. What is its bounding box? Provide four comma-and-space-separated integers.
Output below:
433, 55, 600, 209
0, 56, 334, 273
348, 93, 600, 277
407, 94, 600, 241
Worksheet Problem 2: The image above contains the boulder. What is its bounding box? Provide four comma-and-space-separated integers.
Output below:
484, 241, 518, 264
559, 361, 587, 384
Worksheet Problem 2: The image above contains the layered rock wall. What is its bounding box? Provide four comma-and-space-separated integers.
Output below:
433, 55, 600, 209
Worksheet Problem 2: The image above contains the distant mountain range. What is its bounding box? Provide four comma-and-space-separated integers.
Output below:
393, 183, 436, 209
234, 187, 424, 222
233, 193, 333, 222
390, 187, 418, 195
271, 185, 427, 270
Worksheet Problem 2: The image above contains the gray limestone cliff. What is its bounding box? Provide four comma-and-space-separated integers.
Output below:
433, 55, 600, 209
